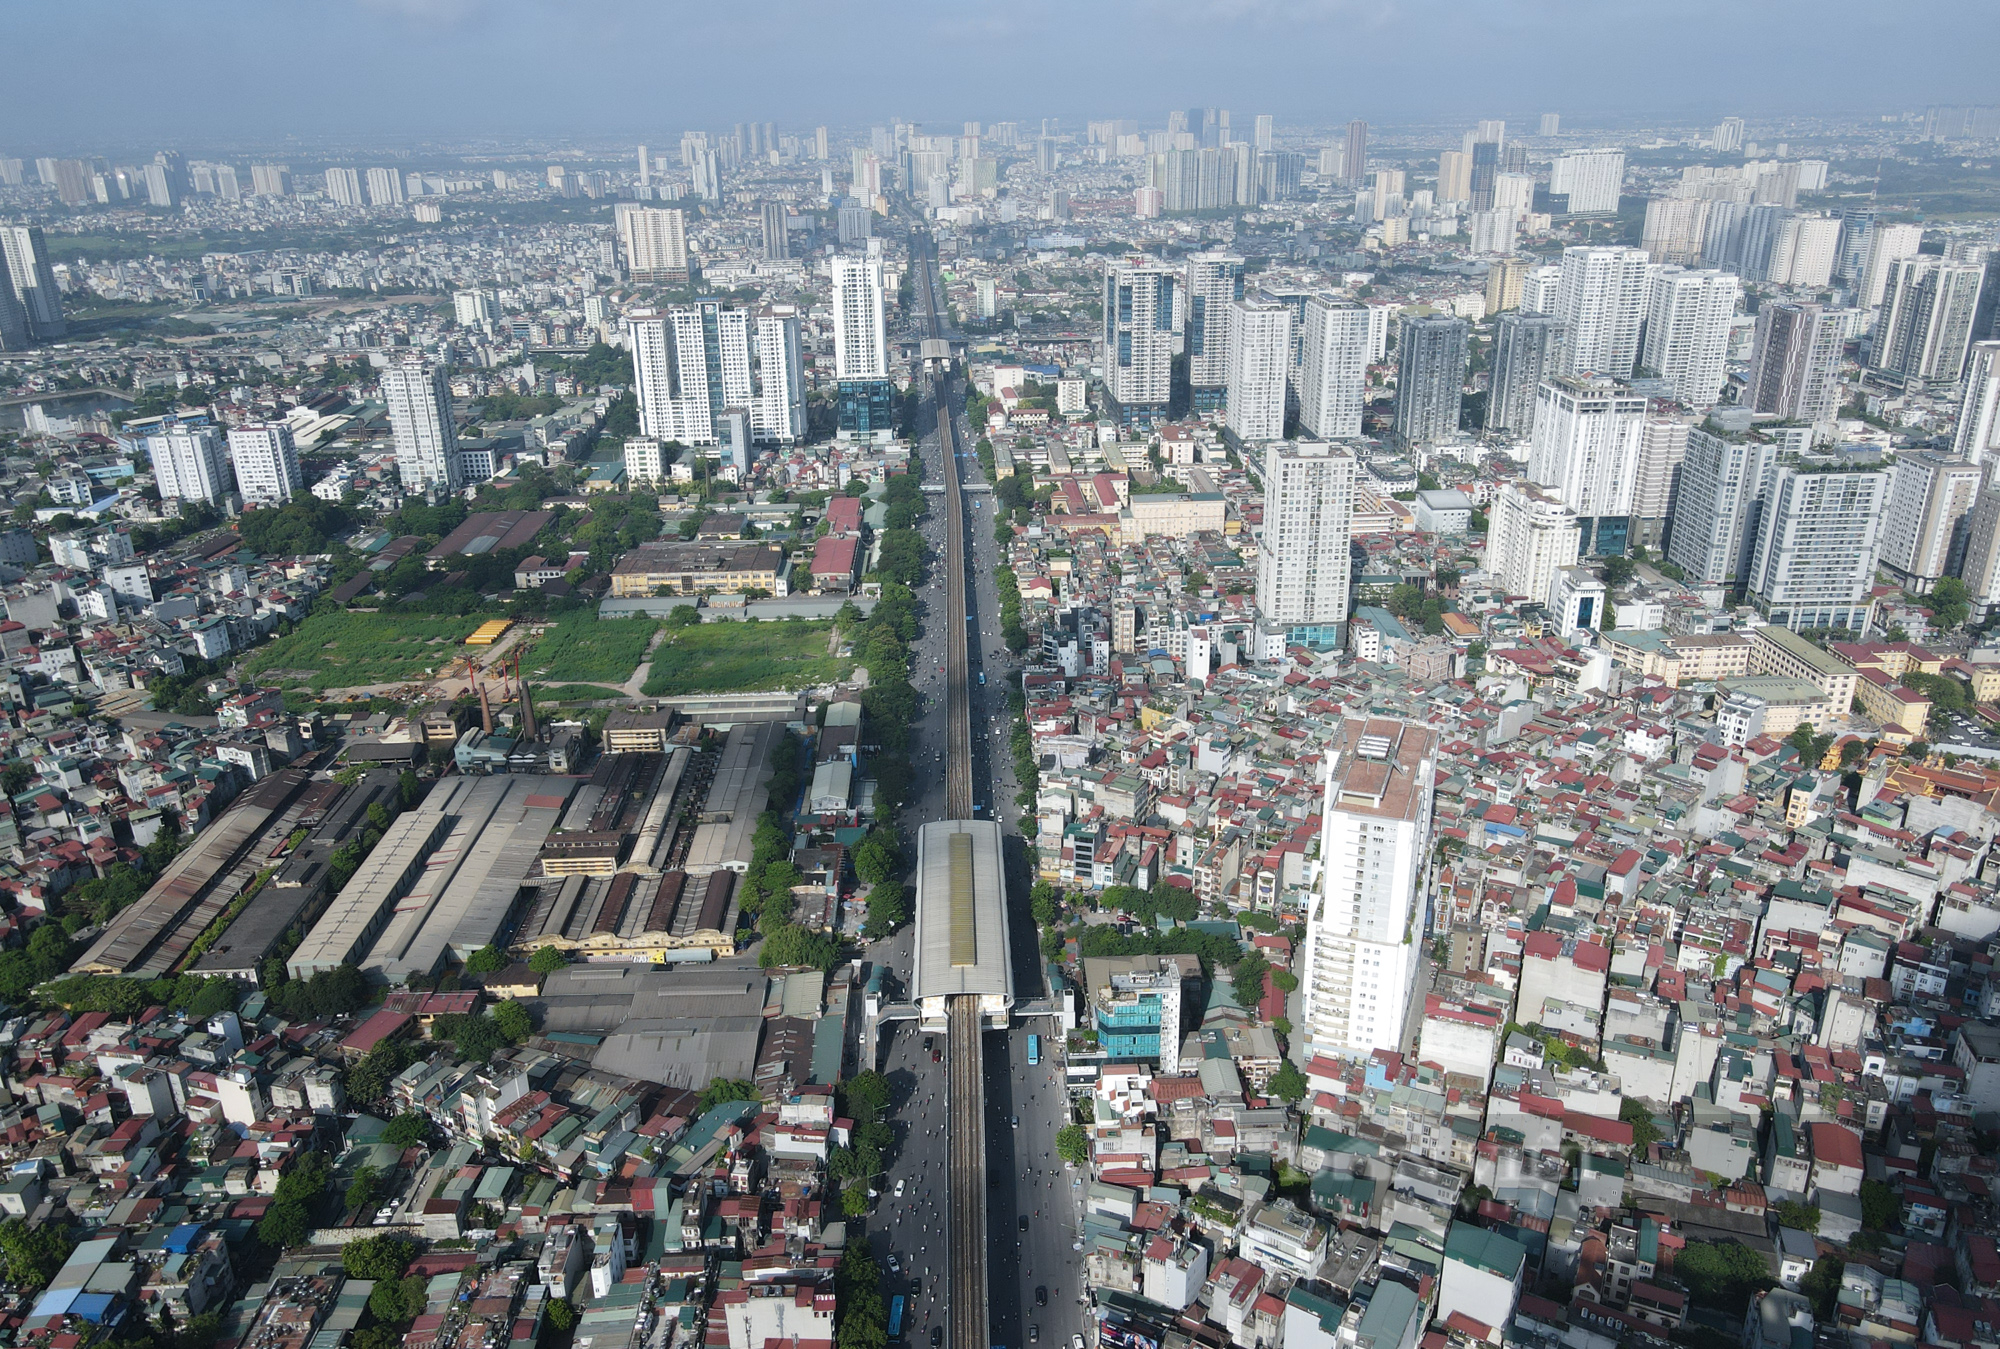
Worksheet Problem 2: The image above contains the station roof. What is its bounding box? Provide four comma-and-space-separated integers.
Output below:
912, 819, 1011, 1002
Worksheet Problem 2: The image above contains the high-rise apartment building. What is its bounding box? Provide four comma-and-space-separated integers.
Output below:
1665, 426, 1778, 587
1103, 256, 1181, 427
1954, 342, 2000, 464
147, 428, 232, 505
1488, 482, 1581, 606
1296, 295, 1371, 440
0, 259, 27, 351
1436, 150, 1472, 204
1391, 315, 1469, 446
1521, 266, 1562, 314
0, 227, 65, 341
365, 166, 404, 206
626, 305, 806, 448
1485, 257, 1529, 315
1254, 114, 1274, 151
1859, 222, 1924, 310
249, 164, 290, 196
1300, 719, 1437, 1061
453, 289, 496, 328
1713, 117, 1745, 153
1255, 441, 1356, 629
1184, 252, 1244, 409
1223, 299, 1292, 443
1528, 376, 1649, 554
1549, 150, 1625, 215
1540, 113, 1562, 137
760, 202, 790, 261
1747, 458, 1891, 631
1469, 140, 1500, 212
381, 358, 462, 495
1642, 267, 1740, 407
1630, 407, 1695, 553
615, 204, 690, 281
1871, 256, 1985, 389
1487, 313, 1566, 437
831, 253, 889, 380
1747, 302, 1845, 430
1552, 246, 1650, 379
1764, 215, 1842, 288
1958, 485, 2000, 620
227, 424, 302, 507
1344, 121, 1368, 186
1641, 197, 1711, 265
1880, 452, 1982, 590
324, 167, 363, 207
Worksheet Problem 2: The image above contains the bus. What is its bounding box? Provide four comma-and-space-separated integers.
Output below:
889, 1297, 906, 1341
1027, 1034, 1041, 1066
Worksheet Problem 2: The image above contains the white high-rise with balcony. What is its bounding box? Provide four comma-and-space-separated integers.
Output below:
382, 358, 462, 494
626, 304, 806, 447
1954, 342, 2000, 465
1103, 256, 1181, 419
1296, 295, 1371, 440
324, 167, 363, 207
1488, 482, 1581, 606
1255, 441, 1355, 628
1223, 298, 1291, 443
615, 204, 689, 281
365, 166, 404, 206
1300, 719, 1437, 1061
1552, 246, 1650, 378
227, 424, 302, 506
1642, 267, 1740, 407
1527, 376, 1649, 519
831, 253, 888, 380
147, 428, 232, 505
1184, 252, 1243, 397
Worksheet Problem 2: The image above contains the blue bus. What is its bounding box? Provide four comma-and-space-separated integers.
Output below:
1027, 1034, 1041, 1065
889, 1297, 906, 1340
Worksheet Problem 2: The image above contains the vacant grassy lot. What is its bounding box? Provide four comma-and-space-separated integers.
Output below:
245, 611, 483, 690
519, 615, 657, 685
532, 683, 626, 703
641, 621, 852, 697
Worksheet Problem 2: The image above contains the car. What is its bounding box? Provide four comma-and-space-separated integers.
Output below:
1035, 1287, 1048, 1307
1011, 1116, 1019, 1128
1073, 1336, 1087, 1349
888, 1253, 901, 1273
933, 1048, 942, 1063
931, 1332, 944, 1348
922, 1037, 933, 1054
1019, 1215, 1030, 1232
1030, 1329, 1039, 1344
911, 1279, 922, 1296
894, 1179, 906, 1197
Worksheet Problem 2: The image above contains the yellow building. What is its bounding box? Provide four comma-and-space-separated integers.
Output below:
1749, 626, 1860, 711
1853, 668, 1930, 743
609, 541, 789, 598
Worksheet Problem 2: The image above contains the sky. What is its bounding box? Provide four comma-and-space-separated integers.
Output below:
3, 0, 1995, 152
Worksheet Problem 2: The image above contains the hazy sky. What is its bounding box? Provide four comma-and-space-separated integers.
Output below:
4, 0, 1994, 151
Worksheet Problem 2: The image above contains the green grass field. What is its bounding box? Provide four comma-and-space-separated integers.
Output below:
519, 615, 657, 685
532, 683, 626, 703
641, 621, 853, 697
244, 611, 484, 690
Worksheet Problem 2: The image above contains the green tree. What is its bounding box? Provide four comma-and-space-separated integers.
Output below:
0, 1219, 74, 1288
1267, 1061, 1308, 1104
345, 1166, 380, 1214
845, 1070, 893, 1117
256, 1202, 311, 1249
342, 1234, 420, 1282
1620, 1097, 1663, 1156
383, 1112, 432, 1149
1775, 1200, 1821, 1233
758, 921, 839, 971
529, 945, 568, 975
697, 1078, 761, 1113
1601, 555, 1637, 587
852, 829, 902, 885
1860, 1178, 1898, 1231
1674, 1240, 1773, 1305
1030, 882, 1062, 929
464, 945, 507, 974
1056, 1124, 1089, 1165
546, 1299, 577, 1332
862, 882, 908, 938
1800, 1253, 1844, 1319
1230, 950, 1270, 1007
840, 1185, 869, 1217
492, 999, 533, 1043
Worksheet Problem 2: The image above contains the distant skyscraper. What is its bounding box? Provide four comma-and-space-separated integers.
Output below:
1539, 113, 1561, 137
1224, 298, 1291, 443
1300, 718, 1436, 1062
0, 256, 28, 351
1747, 459, 1890, 631
1489, 482, 1581, 606
1764, 214, 1842, 287
1642, 267, 1740, 407
381, 358, 462, 495
837, 205, 872, 245
1185, 252, 1244, 408
1485, 257, 1529, 315
0, 227, 65, 341
1392, 315, 1469, 445
1296, 295, 1371, 440
147, 427, 231, 504
365, 167, 404, 206
1254, 114, 1274, 151
761, 202, 790, 260
1343, 120, 1368, 186
1872, 256, 1985, 389
1859, 222, 1923, 310
1641, 197, 1710, 265
625, 304, 804, 447
1713, 117, 1745, 153
1552, 246, 1650, 378
1469, 140, 1500, 211
249, 164, 290, 196
831, 253, 888, 380
1103, 256, 1181, 427
1879, 452, 1981, 590
1549, 150, 1625, 214
814, 126, 829, 161
1630, 407, 1694, 553
1665, 425, 1778, 587
324, 167, 363, 207
1528, 375, 1648, 554
1747, 302, 1845, 430
615, 204, 689, 281
1955, 342, 2000, 465
1256, 440, 1356, 628
228, 424, 302, 507
1487, 313, 1566, 436
1958, 484, 2000, 620
1436, 150, 1471, 204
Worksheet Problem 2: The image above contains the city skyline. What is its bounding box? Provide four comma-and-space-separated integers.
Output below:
3, 0, 1996, 145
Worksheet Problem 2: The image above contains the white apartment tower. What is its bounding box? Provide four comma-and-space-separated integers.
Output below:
626, 305, 807, 447
1255, 441, 1356, 628
831, 253, 889, 380
1223, 298, 1292, 443
365, 166, 404, 206
1642, 267, 1740, 407
1747, 460, 1891, 631
1954, 342, 2000, 465
615, 204, 690, 281
1184, 252, 1244, 400
1300, 719, 1437, 1061
1488, 482, 1582, 606
1958, 486, 2000, 620
1859, 222, 1923, 311
1295, 294, 1371, 439
1665, 426, 1778, 586
0, 226, 65, 341
1748, 302, 1846, 431
146, 428, 232, 505
1872, 256, 1985, 389
1549, 150, 1626, 214
1103, 256, 1182, 421
227, 424, 302, 507
1552, 246, 1651, 379
324, 167, 363, 207
1527, 376, 1649, 525
1879, 452, 1982, 591
381, 358, 463, 494
453, 289, 497, 328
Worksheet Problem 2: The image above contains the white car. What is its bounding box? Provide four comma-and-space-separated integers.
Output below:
895, 1178, 906, 1197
